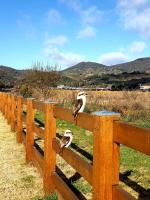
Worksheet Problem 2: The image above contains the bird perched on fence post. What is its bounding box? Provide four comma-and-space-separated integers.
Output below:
73, 91, 87, 118
60, 129, 73, 154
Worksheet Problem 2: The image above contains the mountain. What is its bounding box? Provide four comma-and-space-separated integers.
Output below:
110, 57, 150, 74
62, 62, 107, 80
0, 57, 150, 90
62, 57, 150, 80
0, 65, 22, 87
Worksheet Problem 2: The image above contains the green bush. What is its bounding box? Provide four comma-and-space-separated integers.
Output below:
20, 84, 32, 98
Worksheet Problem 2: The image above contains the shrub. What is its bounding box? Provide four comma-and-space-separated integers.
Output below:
20, 84, 32, 98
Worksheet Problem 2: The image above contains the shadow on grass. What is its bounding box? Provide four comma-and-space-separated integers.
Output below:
56, 167, 86, 200
120, 171, 150, 200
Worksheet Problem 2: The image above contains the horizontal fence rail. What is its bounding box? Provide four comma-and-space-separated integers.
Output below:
0, 92, 149, 200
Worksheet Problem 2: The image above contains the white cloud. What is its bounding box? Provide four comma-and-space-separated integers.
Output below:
59, 0, 103, 39
44, 33, 85, 67
98, 51, 129, 66
46, 9, 65, 24
77, 26, 96, 39
130, 41, 146, 54
117, 0, 150, 38
45, 35, 68, 46
44, 46, 85, 67
81, 6, 103, 25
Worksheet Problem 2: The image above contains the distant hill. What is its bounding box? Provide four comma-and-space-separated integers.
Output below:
62, 62, 107, 80
62, 57, 150, 80
0, 57, 150, 90
0, 65, 22, 87
110, 57, 150, 74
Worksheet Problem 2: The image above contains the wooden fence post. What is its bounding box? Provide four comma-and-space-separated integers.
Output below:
0, 93, 1, 111
1, 93, 5, 115
7, 94, 11, 124
92, 115, 120, 200
17, 96, 23, 143
26, 98, 34, 163
5, 94, 8, 119
43, 102, 56, 195
11, 95, 16, 131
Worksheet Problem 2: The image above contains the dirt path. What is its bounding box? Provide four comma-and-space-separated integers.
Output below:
0, 113, 44, 200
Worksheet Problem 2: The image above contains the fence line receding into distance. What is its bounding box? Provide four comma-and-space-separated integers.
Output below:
0, 92, 149, 200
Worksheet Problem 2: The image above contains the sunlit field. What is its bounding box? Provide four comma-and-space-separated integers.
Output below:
32, 89, 150, 128
32, 89, 150, 199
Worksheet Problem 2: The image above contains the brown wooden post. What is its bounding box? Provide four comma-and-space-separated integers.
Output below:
17, 96, 23, 143
14, 96, 18, 131
0, 92, 1, 111
1, 93, 4, 114
5, 94, 8, 119
7, 94, 10, 123
0, 92, 3, 112
43, 102, 56, 195
2, 93, 6, 116
57, 191, 65, 200
2, 93, 5, 115
11, 95, 15, 131
2, 93, 5, 114
9, 94, 12, 125
8, 94, 12, 124
92, 115, 120, 200
26, 98, 34, 163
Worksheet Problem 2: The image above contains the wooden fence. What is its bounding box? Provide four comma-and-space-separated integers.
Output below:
0, 92, 149, 200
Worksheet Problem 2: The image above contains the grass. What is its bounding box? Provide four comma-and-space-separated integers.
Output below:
0, 113, 44, 200
34, 109, 150, 199
33, 193, 57, 200
33, 90, 150, 198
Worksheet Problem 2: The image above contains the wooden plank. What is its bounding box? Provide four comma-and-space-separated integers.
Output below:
54, 106, 74, 123
22, 113, 26, 123
57, 191, 65, 200
52, 173, 79, 200
113, 143, 120, 184
32, 147, 44, 176
43, 103, 56, 195
7, 94, 11, 124
26, 98, 35, 163
17, 96, 23, 143
33, 100, 44, 112
34, 123, 44, 139
76, 112, 94, 132
23, 98, 27, 105
54, 106, 94, 132
53, 138, 92, 185
4, 94, 8, 118
114, 121, 150, 156
113, 186, 136, 200
11, 95, 16, 131
92, 115, 120, 200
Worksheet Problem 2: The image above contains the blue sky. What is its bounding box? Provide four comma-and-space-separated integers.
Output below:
0, 0, 150, 69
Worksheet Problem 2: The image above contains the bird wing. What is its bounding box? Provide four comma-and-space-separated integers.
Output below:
60, 136, 70, 148
73, 99, 83, 117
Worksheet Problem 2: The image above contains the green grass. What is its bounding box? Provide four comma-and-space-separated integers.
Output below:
34, 111, 150, 199
33, 193, 57, 200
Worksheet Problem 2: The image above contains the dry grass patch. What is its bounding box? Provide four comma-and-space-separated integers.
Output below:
0, 114, 44, 200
